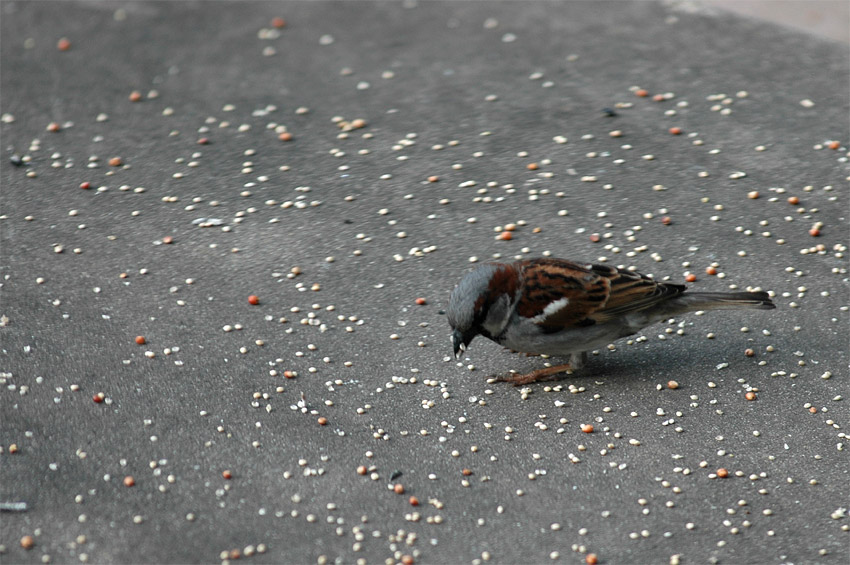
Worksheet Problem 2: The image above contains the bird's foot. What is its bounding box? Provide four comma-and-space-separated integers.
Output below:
494, 363, 575, 386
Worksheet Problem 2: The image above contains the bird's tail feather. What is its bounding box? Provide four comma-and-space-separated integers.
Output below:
674, 291, 775, 312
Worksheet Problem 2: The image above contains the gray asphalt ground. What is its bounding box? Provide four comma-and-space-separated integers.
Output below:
1, 2, 848, 564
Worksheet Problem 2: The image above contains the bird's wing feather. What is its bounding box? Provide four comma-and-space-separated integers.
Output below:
516, 259, 686, 329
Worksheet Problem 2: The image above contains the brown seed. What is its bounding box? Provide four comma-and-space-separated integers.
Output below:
278, 132, 293, 141
222, 470, 233, 480
661, 216, 672, 225
415, 297, 427, 305
356, 465, 367, 475
652, 94, 665, 102
586, 554, 598, 565
283, 370, 296, 379
745, 348, 755, 357
271, 17, 286, 28
809, 407, 817, 414
9, 443, 18, 454
20, 535, 35, 549
135, 336, 146, 345
787, 196, 799, 205
635, 89, 649, 97
124, 476, 135, 487
393, 483, 405, 494
129, 90, 142, 102
317, 417, 328, 426
747, 191, 759, 199
427, 175, 439, 183
827, 140, 841, 150
162, 236, 174, 244
581, 424, 594, 433
461, 468, 473, 476
745, 391, 757, 401
685, 274, 697, 283
109, 157, 123, 167
667, 380, 679, 389
589, 234, 601, 243
498, 231, 513, 241
669, 127, 682, 135
408, 496, 419, 506
47, 122, 61, 132
401, 555, 414, 565
705, 266, 717, 275
526, 163, 539, 171
809, 228, 821, 237
229, 549, 241, 560
57, 38, 71, 51
717, 468, 729, 478
197, 137, 210, 145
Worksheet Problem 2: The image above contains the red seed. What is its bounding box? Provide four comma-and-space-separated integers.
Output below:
747, 191, 759, 199
20, 535, 35, 550
415, 297, 427, 305
716, 468, 729, 478
408, 496, 419, 506
827, 140, 841, 150
581, 424, 594, 433
222, 470, 232, 479
526, 163, 539, 171
129, 91, 142, 102
162, 236, 174, 245
809, 407, 817, 414
745, 391, 757, 401
229, 549, 241, 560
586, 554, 598, 565
462, 468, 473, 476
787, 196, 799, 205
685, 273, 697, 283
356, 465, 367, 475
248, 295, 260, 305
668, 127, 682, 135
667, 380, 679, 390
393, 483, 405, 494
57, 38, 71, 51
652, 94, 665, 102
498, 231, 513, 241
401, 555, 414, 565
427, 175, 439, 183
317, 417, 328, 426
589, 234, 601, 243
705, 266, 717, 275
809, 228, 821, 237
124, 476, 135, 487
109, 157, 123, 167
197, 137, 210, 145
635, 88, 649, 97
745, 348, 755, 357
47, 122, 61, 132
135, 336, 146, 345
80, 181, 91, 190
271, 17, 286, 28
93, 392, 105, 403
283, 370, 296, 379
661, 216, 672, 225
278, 132, 293, 141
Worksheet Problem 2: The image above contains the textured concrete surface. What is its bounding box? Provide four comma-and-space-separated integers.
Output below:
1, 2, 848, 564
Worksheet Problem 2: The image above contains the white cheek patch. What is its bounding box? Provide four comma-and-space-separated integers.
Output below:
530, 297, 570, 323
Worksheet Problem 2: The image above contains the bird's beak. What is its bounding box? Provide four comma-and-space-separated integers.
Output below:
451, 330, 466, 359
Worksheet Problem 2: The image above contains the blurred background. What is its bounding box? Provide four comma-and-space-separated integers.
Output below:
702, 0, 849, 43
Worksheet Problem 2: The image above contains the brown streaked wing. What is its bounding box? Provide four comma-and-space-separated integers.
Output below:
587, 264, 686, 323
515, 259, 612, 330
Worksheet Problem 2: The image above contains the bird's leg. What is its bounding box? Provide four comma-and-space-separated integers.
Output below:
495, 352, 587, 386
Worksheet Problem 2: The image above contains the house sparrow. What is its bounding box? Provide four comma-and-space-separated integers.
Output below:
448, 258, 775, 385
